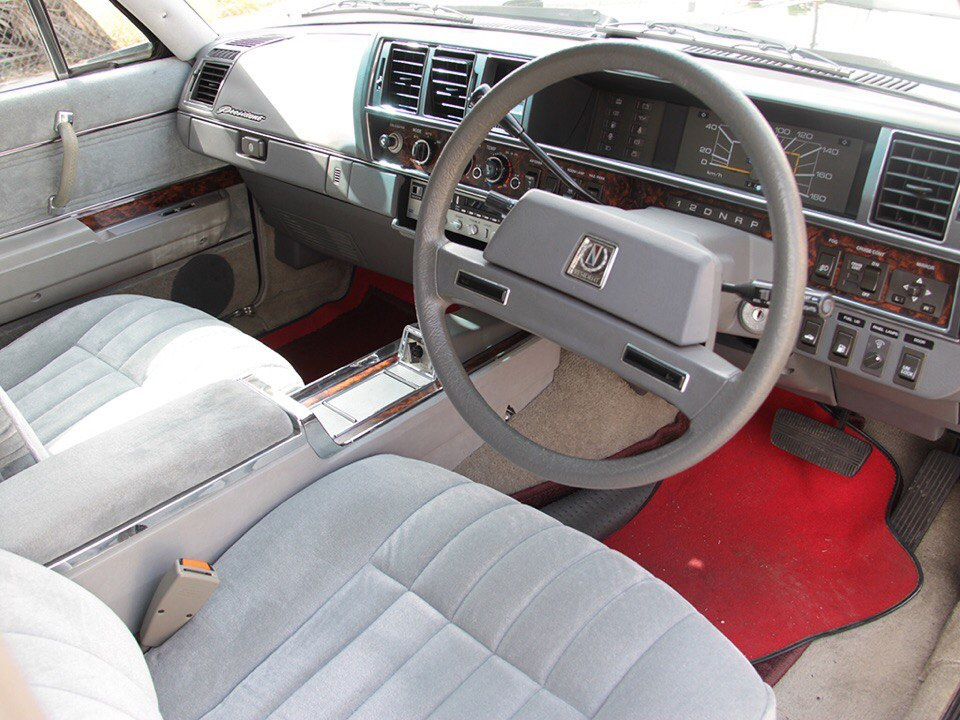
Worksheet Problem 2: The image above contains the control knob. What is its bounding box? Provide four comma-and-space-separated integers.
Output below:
863, 352, 884, 371
411, 138, 433, 166
483, 155, 509, 184
378, 132, 402, 154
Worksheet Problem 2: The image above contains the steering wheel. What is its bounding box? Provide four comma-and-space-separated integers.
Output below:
413, 41, 807, 489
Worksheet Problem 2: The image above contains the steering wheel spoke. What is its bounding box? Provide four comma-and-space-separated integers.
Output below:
436, 242, 739, 418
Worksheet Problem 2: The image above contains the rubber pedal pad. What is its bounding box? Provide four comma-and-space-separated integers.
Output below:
891, 449, 960, 550
770, 409, 871, 476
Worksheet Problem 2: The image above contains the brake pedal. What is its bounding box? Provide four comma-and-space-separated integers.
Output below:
891, 450, 960, 550
770, 409, 871, 476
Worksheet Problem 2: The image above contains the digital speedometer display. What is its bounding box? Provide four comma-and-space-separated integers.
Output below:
675, 108, 864, 214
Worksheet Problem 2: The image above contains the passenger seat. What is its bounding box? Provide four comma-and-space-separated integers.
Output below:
0, 295, 302, 476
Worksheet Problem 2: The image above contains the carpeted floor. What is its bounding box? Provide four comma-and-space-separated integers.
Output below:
455, 351, 682, 496
776, 482, 960, 720
261, 269, 416, 383
605, 388, 921, 662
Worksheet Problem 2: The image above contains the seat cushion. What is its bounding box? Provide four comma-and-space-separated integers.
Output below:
0, 295, 302, 454
147, 455, 775, 720
0, 548, 162, 720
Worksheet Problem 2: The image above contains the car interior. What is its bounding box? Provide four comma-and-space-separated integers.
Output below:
1, 1, 959, 718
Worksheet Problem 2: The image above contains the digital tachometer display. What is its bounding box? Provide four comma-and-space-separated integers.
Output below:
675, 108, 864, 214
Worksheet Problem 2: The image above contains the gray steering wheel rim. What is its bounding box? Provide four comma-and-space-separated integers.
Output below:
414, 40, 807, 489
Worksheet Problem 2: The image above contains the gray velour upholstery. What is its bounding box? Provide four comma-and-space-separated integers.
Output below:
0, 294, 302, 456
0, 548, 162, 720
147, 455, 775, 719
0, 381, 295, 564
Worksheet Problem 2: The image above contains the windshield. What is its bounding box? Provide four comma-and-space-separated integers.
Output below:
189, 0, 959, 89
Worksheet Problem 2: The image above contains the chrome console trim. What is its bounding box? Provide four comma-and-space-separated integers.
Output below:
46, 429, 305, 574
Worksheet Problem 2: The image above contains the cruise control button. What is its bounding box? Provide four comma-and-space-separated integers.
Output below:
860, 266, 881, 293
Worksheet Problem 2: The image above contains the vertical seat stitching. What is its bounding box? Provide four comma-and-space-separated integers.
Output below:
589, 611, 697, 719
406, 501, 517, 589
342, 618, 454, 720
198, 563, 395, 719
448, 524, 562, 620
421, 654, 494, 720
543, 576, 653, 686
493, 546, 606, 652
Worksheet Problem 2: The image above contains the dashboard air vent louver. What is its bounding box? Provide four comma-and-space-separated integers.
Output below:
190, 60, 230, 106
227, 35, 281, 48
208, 47, 240, 61
848, 70, 918, 93
872, 134, 960, 241
382, 44, 428, 113
426, 49, 475, 121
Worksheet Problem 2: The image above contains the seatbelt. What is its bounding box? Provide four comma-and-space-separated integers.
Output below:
139, 558, 220, 649
0, 636, 46, 720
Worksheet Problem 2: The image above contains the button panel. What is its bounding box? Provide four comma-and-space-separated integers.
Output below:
885, 269, 949, 318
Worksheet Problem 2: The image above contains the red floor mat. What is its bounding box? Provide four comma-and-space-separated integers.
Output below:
262, 269, 416, 382
605, 388, 920, 661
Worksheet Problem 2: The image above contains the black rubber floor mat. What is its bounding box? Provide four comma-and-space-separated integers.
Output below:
541, 485, 658, 539
770, 408, 871, 476
891, 449, 960, 551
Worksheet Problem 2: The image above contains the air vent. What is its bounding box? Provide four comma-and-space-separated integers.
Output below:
849, 69, 918, 93
227, 35, 281, 48
208, 47, 240, 61
872, 134, 960, 241
426, 49, 475, 121
381, 44, 428, 112
190, 60, 230, 106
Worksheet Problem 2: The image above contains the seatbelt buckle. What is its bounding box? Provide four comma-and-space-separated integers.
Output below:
139, 558, 220, 649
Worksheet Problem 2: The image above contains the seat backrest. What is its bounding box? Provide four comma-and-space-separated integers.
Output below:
0, 548, 162, 720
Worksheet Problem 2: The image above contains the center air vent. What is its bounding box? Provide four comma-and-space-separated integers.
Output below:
426, 49, 475, 121
190, 60, 230, 106
382, 43, 428, 113
872, 134, 960, 241
227, 35, 282, 48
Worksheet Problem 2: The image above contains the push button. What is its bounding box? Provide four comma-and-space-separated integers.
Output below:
894, 350, 923, 388
797, 318, 823, 352
813, 251, 837, 280
829, 328, 856, 366
240, 136, 266, 160
860, 266, 881, 293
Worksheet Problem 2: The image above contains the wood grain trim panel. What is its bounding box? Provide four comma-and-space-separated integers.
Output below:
380, 119, 959, 329
78, 167, 242, 232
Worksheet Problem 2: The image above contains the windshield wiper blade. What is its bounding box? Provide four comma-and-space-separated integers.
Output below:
597, 20, 850, 76
305, 0, 473, 22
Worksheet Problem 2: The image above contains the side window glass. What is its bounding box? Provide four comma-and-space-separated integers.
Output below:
0, 1, 57, 91
45, 0, 151, 71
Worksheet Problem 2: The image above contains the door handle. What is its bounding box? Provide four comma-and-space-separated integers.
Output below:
48, 111, 78, 214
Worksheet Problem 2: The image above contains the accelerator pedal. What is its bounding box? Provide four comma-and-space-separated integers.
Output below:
770, 409, 871, 476
891, 449, 960, 551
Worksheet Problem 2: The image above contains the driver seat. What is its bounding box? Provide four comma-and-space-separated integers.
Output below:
0, 455, 775, 719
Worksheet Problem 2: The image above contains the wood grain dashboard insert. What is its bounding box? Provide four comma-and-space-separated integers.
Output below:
79, 167, 242, 232
378, 119, 959, 329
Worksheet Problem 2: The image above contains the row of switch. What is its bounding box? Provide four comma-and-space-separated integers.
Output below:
796, 316, 925, 388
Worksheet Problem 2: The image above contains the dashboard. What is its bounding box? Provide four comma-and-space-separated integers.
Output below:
174, 22, 960, 440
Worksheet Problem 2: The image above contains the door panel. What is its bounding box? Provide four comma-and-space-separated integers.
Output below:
0, 57, 259, 330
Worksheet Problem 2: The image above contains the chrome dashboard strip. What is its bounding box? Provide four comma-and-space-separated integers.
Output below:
46, 429, 305, 574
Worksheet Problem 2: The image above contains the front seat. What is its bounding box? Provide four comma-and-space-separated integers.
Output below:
0, 294, 302, 461
0, 455, 775, 719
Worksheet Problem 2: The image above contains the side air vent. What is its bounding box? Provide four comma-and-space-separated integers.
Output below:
872, 134, 960, 241
382, 43, 428, 112
190, 60, 230, 106
426, 49, 475, 121
208, 47, 240, 61
227, 35, 282, 48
